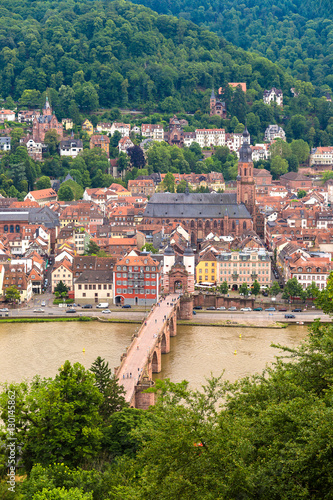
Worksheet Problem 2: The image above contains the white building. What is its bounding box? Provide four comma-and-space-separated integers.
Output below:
118, 136, 134, 154
96, 122, 113, 134
141, 124, 164, 141
195, 129, 225, 148
263, 88, 283, 106
0, 109, 15, 121
59, 139, 83, 158
183, 132, 196, 147
110, 122, 131, 137
0, 137, 11, 151
310, 147, 333, 167
264, 124, 286, 142
251, 144, 270, 161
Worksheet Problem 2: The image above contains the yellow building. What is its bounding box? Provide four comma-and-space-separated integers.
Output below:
82, 119, 94, 136
196, 250, 217, 284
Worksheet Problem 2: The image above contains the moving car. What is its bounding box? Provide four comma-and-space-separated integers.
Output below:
102, 309, 112, 314
292, 308, 302, 312
253, 307, 263, 311
0, 308, 9, 312
122, 304, 131, 308
265, 307, 276, 311
285, 314, 295, 319
82, 304, 93, 309
262, 292, 269, 297
66, 309, 76, 313
240, 307, 252, 312
41, 301, 46, 307
33, 308, 44, 313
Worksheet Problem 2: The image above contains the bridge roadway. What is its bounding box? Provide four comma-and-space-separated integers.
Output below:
116, 293, 179, 406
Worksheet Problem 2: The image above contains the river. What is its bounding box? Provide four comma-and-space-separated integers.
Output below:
0, 322, 308, 387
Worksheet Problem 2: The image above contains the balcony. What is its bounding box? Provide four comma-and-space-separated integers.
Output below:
232, 273, 239, 280
251, 273, 258, 279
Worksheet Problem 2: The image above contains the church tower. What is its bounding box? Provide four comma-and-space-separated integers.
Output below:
237, 127, 255, 215
210, 89, 216, 116
43, 96, 52, 116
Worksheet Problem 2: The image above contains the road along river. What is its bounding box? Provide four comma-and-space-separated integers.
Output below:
0, 321, 308, 388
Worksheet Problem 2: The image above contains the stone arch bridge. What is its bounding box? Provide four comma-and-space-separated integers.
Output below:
115, 293, 192, 409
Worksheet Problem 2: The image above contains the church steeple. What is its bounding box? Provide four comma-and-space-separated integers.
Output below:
237, 127, 255, 215
43, 95, 52, 116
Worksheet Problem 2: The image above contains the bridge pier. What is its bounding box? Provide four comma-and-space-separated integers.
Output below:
134, 378, 155, 410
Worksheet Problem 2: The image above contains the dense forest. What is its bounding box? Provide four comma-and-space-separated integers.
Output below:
0, 0, 293, 115
1, 319, 333, 499
130, 0, 333, 93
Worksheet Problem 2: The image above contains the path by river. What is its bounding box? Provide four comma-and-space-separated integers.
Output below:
0, 322, 308, 387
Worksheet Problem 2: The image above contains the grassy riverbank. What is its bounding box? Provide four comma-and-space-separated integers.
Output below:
0, 316, 94, 323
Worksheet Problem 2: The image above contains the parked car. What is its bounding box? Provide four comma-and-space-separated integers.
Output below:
253, 307, 263, 311
240, 307, 252, 312
41, 301, 46, 307
265, 307, 276, 312
206, 306, 216, 310
66, 309, 76, 313
278, 308, 287, 312
285, 314, 296, 319
217, 306, 226, 310
82, 304, 93, 309
292, 308, 302, 312
122, 304, 131, 308
102, 309, 111, 314
193, 306, 202, 310
262, 292, 269, 297
228, 306, 237, 311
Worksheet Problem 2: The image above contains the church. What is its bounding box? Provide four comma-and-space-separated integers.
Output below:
143, 128, 256, 246
32, 97, 63, 143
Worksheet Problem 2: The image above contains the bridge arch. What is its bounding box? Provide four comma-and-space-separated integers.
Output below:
152, 350, 161, 373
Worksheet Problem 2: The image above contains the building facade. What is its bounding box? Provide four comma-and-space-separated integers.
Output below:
113, 254, 161, 306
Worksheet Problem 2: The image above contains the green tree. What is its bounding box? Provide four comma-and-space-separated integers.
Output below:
35, 176, 51, 190
57, 185, 74, 201
90, 357, 127, 422
60, 180, 83, 200
306, 281, 319, 299
269, 281, 281, 296
141, 243, 158, 253
282, 277, 305, 302
160, 172, 175, 192
251, 279, 261, 296
0, 361, 103, 471
44, 130, 60, 156
270, 155, 288, 179
239, 282, 249, 296
5, 285, 20, 303
290, 139, 310, 164
315, 272, 333, 314
297, 189, 307, 198
54, 281, 69, 295
87, 240, 100, 255
218, 281, 228, 295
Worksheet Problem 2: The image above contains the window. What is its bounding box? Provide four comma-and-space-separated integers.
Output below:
98, 284, 101, 290
83, 293, 86, 297
78, 285, 82, 290
104, 284, 107, 289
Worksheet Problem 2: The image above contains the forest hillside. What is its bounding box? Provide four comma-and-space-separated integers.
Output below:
0, 0, 293, 114
130, 0, 333, 93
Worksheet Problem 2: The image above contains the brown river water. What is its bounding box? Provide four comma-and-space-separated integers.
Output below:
0, 322, 307, 387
